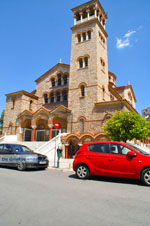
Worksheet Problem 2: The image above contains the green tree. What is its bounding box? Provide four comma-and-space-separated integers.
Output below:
103, 111, 150, 142
0, 111, 4, 135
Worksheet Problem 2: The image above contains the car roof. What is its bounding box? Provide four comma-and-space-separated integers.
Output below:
1, 143, 27, 147
83, 141, 126, 146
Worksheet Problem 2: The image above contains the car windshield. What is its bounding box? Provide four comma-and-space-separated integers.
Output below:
127, 143, 149, 155
12, 145, 33, 153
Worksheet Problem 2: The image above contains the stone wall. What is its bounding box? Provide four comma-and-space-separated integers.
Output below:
68, 20, 112, 134
3, 94, 38, 135
36, 65, 70, 109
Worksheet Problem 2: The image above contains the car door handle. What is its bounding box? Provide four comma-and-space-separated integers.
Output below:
108, 158, 114, 162
86, 156, 90, 159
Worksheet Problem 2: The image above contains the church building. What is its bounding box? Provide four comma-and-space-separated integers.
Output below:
2, 0, 136, 158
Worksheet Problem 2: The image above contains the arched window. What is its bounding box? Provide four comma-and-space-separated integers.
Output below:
44, 94, 48, 104
89, 8, 94, 16
62, 91, 68, 101
78, 55, 90, 69
102, 87, 105, 100
9, 123, 13, 135
79, 59, 83, 68
82, 10, 87, 19
11, 98, 16, 109
99, 32, 105, 44
51, 78, 55, 87
84, 57, 88, 67
76, 13, 80, 21
81, 86, 85, 97
77, 34, 81, 43
56, 92, 61, 102
88, 31, 91, 40
29, 100, 33, 110
82, 32, 86, 41
110, 95, 114, 101
50, 93, 54, 103
100, 58, 105, 71
80, 119, 84, 133
57, 74, 62, 86
63, 75, 68, 85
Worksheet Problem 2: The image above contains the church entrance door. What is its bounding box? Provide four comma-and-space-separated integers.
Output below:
36, 130, 49, 141
36, 130, 45, 141
24, 128, 32, 141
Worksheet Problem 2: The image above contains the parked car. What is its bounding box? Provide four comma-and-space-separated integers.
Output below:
0, 143, 49, 171
73, 141, 150, 186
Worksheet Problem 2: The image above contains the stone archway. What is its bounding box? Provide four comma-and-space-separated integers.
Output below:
80, 135, 94, 144
52, 116, 67, 138
52, 116, 67, 132
66, 136, 80, 159
95, 135, 108, 142
35, 115, 49, 141
20, 118, 32, 141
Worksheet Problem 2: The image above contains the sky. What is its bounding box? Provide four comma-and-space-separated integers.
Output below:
0, 0, 150, 115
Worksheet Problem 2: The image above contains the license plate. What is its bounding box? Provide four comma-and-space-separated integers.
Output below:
39, 161, 47, 164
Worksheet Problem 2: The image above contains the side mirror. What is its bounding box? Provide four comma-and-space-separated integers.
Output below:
127, 151, 136, 157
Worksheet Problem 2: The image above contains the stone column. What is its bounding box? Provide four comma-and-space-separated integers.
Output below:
79, 11, 83, 23
94, 7, 97, 18
83, 57, 85, 68
65, 144, 69, 159
48, 124, 53, 141
98, 11, 101, 22
73, 14, 77, 25
60, 91, 62, 102
32, 126, 36, 142
86, 9, 90, 20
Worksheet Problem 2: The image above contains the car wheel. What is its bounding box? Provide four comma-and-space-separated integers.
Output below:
141, 168, 150, 186
76, 164, 89, 179
17, 162, 26, 171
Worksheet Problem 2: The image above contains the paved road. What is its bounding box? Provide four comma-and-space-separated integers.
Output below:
0, 167, 150, 226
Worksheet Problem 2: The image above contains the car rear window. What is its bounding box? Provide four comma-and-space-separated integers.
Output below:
88, 143, 109, 153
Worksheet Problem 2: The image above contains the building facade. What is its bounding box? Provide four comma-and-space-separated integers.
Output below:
142, 107, 150, 121
3, 0, 136, 158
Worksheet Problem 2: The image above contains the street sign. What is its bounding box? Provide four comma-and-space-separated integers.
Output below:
54, 121, 60, 129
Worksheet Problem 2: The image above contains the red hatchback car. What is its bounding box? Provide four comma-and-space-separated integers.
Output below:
73, 142, 150, 186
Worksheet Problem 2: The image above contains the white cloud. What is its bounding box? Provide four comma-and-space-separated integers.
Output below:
124, 30, 136, 38
116, 29, 138, 49
116, 38, 130, 49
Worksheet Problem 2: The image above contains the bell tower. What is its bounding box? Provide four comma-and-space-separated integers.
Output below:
68, 0, 109, 133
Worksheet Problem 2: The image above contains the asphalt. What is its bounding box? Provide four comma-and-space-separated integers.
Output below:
0, 167, 150, 226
